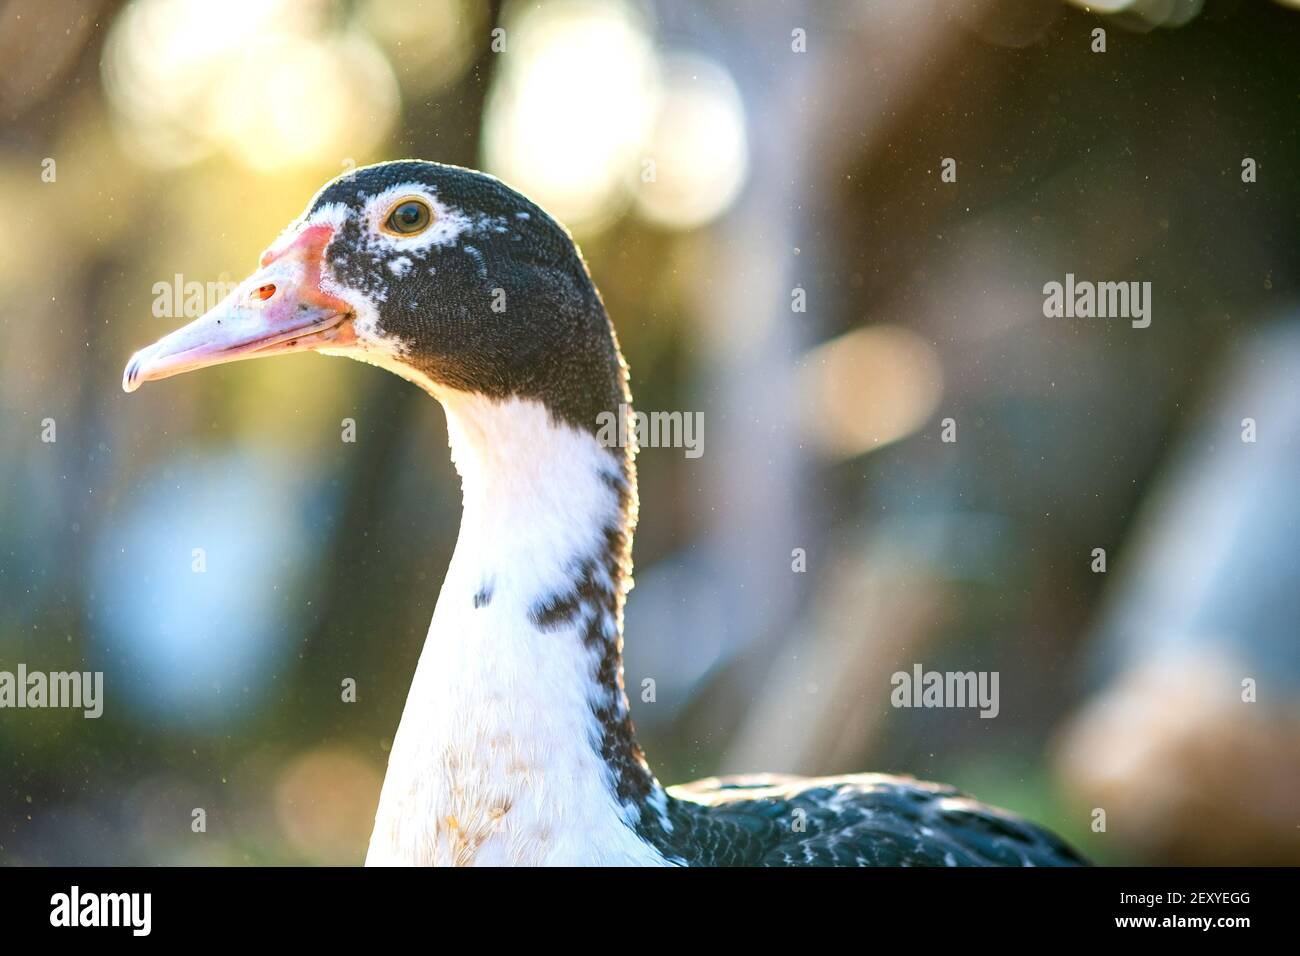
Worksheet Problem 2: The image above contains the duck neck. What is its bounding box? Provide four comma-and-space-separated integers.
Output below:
367, 389, 674, 866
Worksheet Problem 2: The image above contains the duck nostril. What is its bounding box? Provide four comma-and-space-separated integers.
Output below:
253, 283, 276, 302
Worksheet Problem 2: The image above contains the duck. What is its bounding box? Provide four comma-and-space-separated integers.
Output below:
122, 160, 1087, 867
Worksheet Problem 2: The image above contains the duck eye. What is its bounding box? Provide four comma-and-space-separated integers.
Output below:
384, 199, 433, 236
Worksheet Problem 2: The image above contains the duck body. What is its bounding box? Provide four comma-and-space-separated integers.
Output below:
124, 160, 1087, 867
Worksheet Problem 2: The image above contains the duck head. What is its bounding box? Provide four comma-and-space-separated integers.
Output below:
123, 160, 627, 433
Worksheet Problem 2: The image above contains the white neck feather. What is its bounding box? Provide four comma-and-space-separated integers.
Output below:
365, 389, 670, 866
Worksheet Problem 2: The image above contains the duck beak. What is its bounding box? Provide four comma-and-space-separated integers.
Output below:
123, 224, 355, 393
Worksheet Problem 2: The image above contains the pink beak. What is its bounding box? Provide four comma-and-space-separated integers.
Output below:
123, 225, 355, 393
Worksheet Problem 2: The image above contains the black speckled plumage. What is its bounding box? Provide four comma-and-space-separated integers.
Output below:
661, 775, 1088, 866
303, 161, 1088, 867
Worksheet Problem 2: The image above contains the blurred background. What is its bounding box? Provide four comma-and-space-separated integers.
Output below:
1, 0, 1298, 866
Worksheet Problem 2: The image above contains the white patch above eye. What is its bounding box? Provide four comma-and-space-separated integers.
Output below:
363, 182, 473, 254
388, 256, 413, 277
